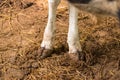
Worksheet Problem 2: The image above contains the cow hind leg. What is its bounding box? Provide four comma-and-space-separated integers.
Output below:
39, 0, 60, 59
67, 4, 85, 61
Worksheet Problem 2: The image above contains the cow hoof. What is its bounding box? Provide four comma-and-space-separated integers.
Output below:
68, 51, 85, 61
38, 47, 53, 59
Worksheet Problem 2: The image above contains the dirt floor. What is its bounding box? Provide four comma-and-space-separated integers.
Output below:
0, 0, 120, 80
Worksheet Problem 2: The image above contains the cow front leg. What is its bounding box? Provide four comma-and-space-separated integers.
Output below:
67, 4, 84, 61
40, 0, 60, 59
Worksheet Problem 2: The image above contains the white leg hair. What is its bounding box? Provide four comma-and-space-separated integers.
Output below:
67, 4, 82, 53
40, 0, 82, 60
41, 0, 60, 49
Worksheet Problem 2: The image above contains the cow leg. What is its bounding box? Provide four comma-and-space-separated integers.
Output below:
40, 0, 60, 59
67, 4, 84, 61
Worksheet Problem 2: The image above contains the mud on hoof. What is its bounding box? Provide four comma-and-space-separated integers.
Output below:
68, 51, 85, 61
38, 47, 53, 59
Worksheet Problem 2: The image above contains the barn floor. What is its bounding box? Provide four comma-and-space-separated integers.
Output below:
0, 0, 120, 80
